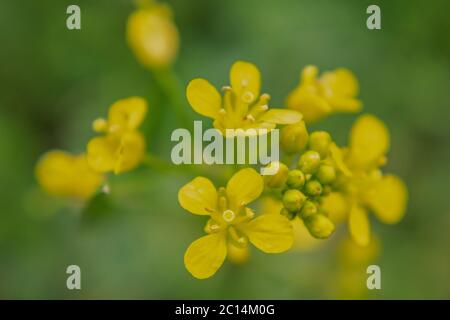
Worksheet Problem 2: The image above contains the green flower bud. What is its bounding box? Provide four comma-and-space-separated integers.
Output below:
304, 214, 335, 239
305, 179, 323, 197
280, 208, 296, 220
264, 161, 289, 188
298, 150, 321, 174
299, 200, 318, 219
286, 169, 306, 189
308, 131, 331, 158
280, 121, 309, 154
282, 189, 306, 213
316, 164, 336, 185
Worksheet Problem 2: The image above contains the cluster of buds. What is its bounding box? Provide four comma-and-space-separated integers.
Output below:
265, 122, 342, 239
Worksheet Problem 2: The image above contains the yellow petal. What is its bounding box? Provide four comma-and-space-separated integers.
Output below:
320, 68, 359, 98
227, 243, 249, 265
348, 205, 371, 247
186, 78, 222, 119
226, 168, 263, 210
184, 232, 227, 279
230, 61, 260, 103
321, 192, 349, 224
300, 65, 319, 84
114, 132, 146, 174
86, 132, 145, 174
285, 87, 331, 123
108, 97, 148, 132
348, 114, 390, 170
241, 214, 294, 253
72, 154, 104, 199
258, 109, 302, 124
178, 177, 217, 215
35, 151, 103, 200
329, 143, 352, 176
366, 175, 408, 224
327, 97, 362, 112
87, 135, 119, 173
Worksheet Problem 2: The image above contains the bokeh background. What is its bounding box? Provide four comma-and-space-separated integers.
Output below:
1, 0, 449, 299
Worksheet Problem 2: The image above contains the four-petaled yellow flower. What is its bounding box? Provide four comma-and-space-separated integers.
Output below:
87, 97, 148, 174
35, 150, 103, 200
178, 168, 294, 279
187, 61, 302, 135
286, 65, 362, 123
127, 1, 179, 69
322, 114, 408, 246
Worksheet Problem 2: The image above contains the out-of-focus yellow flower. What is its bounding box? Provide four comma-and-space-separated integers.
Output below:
178, 168, 294, 279
35, 150, 103, 200
87, 97, 148, 174
328, 114, 408, 246
286, 65, 362, 123
331, 234, 381, 299
127, 1, 179, 69
187, 61, 302, 135
259, 196, 323, 251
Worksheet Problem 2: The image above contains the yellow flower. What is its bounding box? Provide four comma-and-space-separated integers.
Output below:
127, 1, 179, 69
330, 114, 408, 246
178, 168, 294, 279
87, 97, 148, 174
35, 150, 103, 200
186, 61, 302, 135
286, 65, 362, 123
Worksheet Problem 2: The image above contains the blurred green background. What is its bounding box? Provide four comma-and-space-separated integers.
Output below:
1, 0, 449, 299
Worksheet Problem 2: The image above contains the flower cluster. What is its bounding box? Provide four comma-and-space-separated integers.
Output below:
35, 97, 148, 200
34, 0, 408, 282
180, 61, 408, 279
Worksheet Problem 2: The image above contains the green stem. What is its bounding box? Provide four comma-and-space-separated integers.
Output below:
143, 154, 229, 183
152, 68, 191, 128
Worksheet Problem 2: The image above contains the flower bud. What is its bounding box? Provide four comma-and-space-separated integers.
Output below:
286, 169, 306, 189
282, 189, 306, 213
280, 208, 296, 220
299, 200, 318, 219
305, 179, 323, 197
308, 131, 331, 158
304, 214, 335, 239
264, 162, 289, 188
298, 150, 321, 174
127, 5, 179, 69
316, 164, 336, 184
280, 121, 309, 154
